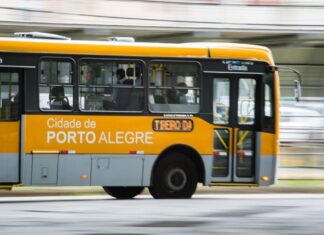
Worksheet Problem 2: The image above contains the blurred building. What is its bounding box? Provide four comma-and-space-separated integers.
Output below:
0, 0, 323, 170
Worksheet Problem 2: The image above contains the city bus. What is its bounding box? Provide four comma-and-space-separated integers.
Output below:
0, 33, 279, 199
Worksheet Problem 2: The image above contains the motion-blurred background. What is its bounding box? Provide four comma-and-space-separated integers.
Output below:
1, 0, 323, 181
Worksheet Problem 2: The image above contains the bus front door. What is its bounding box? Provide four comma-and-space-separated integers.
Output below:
210, 74, 261, 184
0, 69, 22, 184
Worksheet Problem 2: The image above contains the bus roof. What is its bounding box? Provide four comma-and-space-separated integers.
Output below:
0, 37, 274, 64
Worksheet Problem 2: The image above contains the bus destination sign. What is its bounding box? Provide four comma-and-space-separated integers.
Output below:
222, 60, 254, 72
153, 119, 193, 132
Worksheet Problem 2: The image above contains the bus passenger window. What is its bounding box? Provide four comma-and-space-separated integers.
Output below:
149, 62, 200, 113
39, 60, 73, 111
0, 72, 19, 120
79, 60, 144, 112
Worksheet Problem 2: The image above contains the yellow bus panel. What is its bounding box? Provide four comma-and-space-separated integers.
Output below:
24, 115, 278, 157
24, 115, 214, 155
0, 39, 274, 64
0, 122, 19, 154
209, 44, 274, 65
0, 39, 208, 58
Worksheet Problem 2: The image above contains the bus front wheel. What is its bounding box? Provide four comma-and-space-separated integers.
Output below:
149, 153, 198, 199
103, 186, 144, 199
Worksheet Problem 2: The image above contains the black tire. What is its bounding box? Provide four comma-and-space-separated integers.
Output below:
149, 153, 198, 199
103, 186, 144, 199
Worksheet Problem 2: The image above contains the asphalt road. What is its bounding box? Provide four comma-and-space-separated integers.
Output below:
0, 194, 324, 235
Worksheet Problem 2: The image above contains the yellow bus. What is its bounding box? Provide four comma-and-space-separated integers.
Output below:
0, 33, 279, 199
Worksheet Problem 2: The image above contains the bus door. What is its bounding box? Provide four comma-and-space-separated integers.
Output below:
0, 68, 22, 184
208, 73, 261, 183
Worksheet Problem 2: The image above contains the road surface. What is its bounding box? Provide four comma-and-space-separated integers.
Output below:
0, 194, 324, 234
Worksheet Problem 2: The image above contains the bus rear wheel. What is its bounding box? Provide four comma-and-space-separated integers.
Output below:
149, 153, 198, 199
103, 186, 144, 199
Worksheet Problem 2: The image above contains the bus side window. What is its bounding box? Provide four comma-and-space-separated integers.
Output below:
0, 72, 19, 120
264, 80, 275, 131
79, 60, 144, 112
148, 62, 200, 113
39, 60, 73, 111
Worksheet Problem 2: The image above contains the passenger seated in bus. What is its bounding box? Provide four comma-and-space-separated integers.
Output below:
166, 89, 178, 104
102, 87, 114, 110
147, 81, 165, 104
106, 66, 144, 111
118, 66, 143, 110
114, 68, 132, 110
50, 86, 71, 110
166, 82, 188, 104
154, 92, 166, 104
102, 68, 126, 110
136, 66, 143, 86
126, 66, 142, 86
177, 82, 188, 104
102, 68, 126, 111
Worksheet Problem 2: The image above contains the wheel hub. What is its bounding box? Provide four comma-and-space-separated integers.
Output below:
166, 168, 187, 191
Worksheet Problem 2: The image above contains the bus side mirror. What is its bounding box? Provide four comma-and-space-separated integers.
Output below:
276, 66, 302, 103
294, 79, 301, 102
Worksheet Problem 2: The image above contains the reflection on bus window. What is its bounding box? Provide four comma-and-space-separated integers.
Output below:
264, 82, 275, 130
265, 84, 272, 117
39, 60, 73, 111
213, 79, 230, 125
238, 78, 256, 125
148, 62, 200, 113
0, 72, 19, 120
79, 60, 144, 112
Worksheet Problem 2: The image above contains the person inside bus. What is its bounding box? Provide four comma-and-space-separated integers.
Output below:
125, 66, 144, 110
103, 68, 126, 110
166, 89, 178, 104
114, 68, 132, 110
177, 82, 188, 104
50, 86, 71, 110
116, 68, 127, 84
166, 82, 188, 104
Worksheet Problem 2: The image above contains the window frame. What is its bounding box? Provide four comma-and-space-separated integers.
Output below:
262, 72, 276, 133
148, 59, 202, 114
78, 57, 146, 113
212, 78, 231, 125
38, 56, 76, 113
237, 77, 257, 126
235, 76, 262, 130
0, 69, 21, 122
